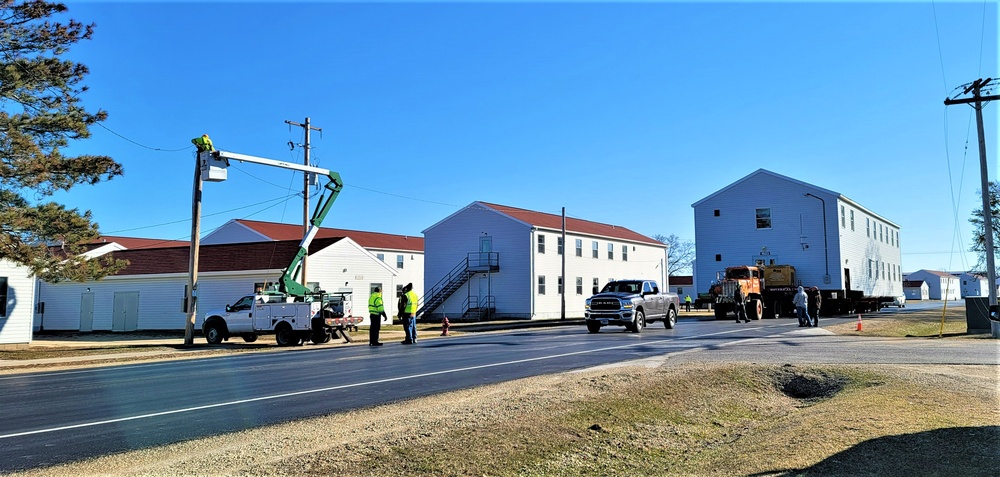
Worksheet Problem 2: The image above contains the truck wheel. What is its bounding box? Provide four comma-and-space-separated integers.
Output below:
275, 325, 297, 347
714, 306, 727, 320
748, 299, 763, 320
630, 310, 644, 333
204, 321, 226, 345
587, 322, 601, 333
311, 330, 331, 344
241, 334, 258, 343
664, 308, 677, 329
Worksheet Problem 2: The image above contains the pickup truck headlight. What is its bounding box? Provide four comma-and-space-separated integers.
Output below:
622, 302, 634, 309
585, 300, 591, 310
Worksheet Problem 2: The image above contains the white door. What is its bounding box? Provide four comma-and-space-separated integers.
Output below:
112, 292, 139, 332
79, 293, 94, 332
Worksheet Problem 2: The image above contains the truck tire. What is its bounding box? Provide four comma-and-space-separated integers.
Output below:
629, 310, 644, 333
587, 322, 601, 333
714, 305, 727, 320
204, 321, 226, 345
748, 299, 763, 320
275, 325, 298, 347
241, 334, 258, 343
311, 330, 331, 344
664, 307, 677, 329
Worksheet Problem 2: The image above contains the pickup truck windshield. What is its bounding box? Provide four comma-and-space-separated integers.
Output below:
601, 281, 643, 294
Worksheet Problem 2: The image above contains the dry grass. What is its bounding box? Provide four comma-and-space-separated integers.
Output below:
13, 363, 996, 477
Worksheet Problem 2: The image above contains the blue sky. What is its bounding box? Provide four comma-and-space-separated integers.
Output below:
48, 1, 997, 275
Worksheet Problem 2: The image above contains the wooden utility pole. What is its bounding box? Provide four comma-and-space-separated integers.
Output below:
944, 78, 1000, 316
184, 152, 203, 346
285, 118, 322, 289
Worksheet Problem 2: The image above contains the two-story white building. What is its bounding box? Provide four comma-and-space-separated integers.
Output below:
904, 269, 960, 301
955, 272, 989, 298
1, 259, 36, 348
692, 169, 903, 303
203, 219, 423, 301
34, 237, 398, 332
421, 202, 668, 320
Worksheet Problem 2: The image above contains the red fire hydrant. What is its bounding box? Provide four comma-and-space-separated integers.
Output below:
441, 317, 451, 336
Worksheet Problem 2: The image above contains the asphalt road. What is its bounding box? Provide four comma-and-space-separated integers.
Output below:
1, 314, 996, 473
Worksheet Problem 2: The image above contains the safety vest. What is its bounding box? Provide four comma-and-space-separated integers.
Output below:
191, 135, 214, 152
368, 293, 384, 315
404, 290, 418, 313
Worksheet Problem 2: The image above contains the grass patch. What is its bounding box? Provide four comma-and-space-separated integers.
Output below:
288, 363, 997, 476
826, 305, 988, 338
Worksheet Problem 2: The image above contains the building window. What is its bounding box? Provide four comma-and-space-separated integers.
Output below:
576, 277, 583, 295
866, 218, 870, 238
891, 230, 895, 247
376, 253, 385, 262
558, 276, 563, 294
755, 207, 771, 229
593, 277, 599, 293
715, 254, 722, 262
575, 239, 583, 257
557, 237, 563, 255
850, 210, 855, 231
396, 284, 404, 298
538, 275, 546, 295
868, 259, 873, 279
608, 243, 614, 260
538, 235, 545, 254
840, 205, 845, 228
0, 277, 6, 317
592, 241, 598, 258
677, 287, 684, 294
879, 224, 883, 242
714, 209, 720, 217
396, 254, 404, 269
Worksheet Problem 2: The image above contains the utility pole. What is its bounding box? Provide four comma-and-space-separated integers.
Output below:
944, 78, 1000, 328
184, 151, 204, 346
561, 207, 566, 320
285, 118, 322, 289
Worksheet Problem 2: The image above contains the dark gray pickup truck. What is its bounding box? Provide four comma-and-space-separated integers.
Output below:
584, 279, 679, 333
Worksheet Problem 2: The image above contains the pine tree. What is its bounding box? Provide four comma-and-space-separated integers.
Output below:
1, 0, 126, 281
969, 180, 1000, 275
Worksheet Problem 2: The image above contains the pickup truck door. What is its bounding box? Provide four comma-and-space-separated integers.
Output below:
226, 296, 255, 333
644, 282, 665, 318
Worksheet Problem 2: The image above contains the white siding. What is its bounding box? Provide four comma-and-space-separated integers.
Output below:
424, 203, 668, 320
693, 170, 902, 298
424, 205, 532, 318
532, 230, 667, 319
1, 259, 35, 346
835, 198, 903, 297
201, 221, 270, 245
33, 238, 397, 331
905, 270, 960, 300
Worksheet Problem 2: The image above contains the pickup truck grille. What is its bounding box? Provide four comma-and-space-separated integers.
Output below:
590, 298, 621, 310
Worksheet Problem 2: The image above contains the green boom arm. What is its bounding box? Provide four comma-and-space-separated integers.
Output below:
279, 171, 343, 296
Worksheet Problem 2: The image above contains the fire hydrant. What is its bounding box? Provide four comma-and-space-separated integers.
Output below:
441, 317, 451, 336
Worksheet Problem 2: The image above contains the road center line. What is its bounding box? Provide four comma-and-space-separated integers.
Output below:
0, 327, 756, 440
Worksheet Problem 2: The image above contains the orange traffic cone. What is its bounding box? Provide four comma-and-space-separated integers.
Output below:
856, 314, 863, 331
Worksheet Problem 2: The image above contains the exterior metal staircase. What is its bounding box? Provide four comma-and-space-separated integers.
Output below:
416, 252, 498, 319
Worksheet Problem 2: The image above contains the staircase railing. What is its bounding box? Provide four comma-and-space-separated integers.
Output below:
416, 252, 498, 319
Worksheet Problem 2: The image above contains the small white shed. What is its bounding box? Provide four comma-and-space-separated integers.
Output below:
903, 280, 929, 300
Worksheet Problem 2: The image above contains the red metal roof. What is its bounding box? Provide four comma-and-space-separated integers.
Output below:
233, 220, 423, 252
109, 237, 343, 276
94, 236, 191, 249
478, 202, 663, 246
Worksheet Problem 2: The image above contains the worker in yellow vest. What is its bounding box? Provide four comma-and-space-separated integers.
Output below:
368, 287, 387, 347
398, 283, 419, 344
191, 134, 214, 152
